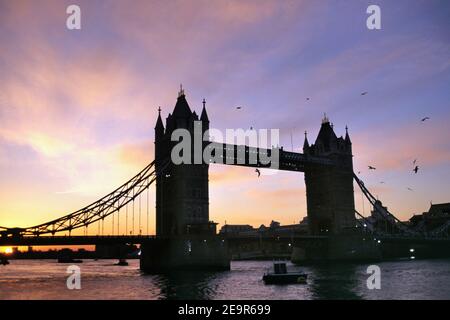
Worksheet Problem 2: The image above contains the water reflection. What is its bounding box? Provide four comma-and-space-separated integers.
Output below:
307, 263, 364, 300
1, 259, 449, 299
148, 271, 223, 299
150, 262, 367, 300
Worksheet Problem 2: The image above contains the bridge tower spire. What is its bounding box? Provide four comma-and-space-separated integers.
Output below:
303, 130, 309, 152
345, 125, 351, 143
345, 125, 352, 153
178, 84, 185, 97
200, 98, 209, 122
155, 107, 164, 136
200, 98, 209, 137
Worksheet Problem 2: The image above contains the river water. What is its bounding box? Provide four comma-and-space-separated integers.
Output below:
1, 259, 449, 299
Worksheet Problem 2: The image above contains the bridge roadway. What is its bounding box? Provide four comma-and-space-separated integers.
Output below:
0, 235, 156, 246
1, 234, 447, 247
206, 142, 335, 172
0, 234, 329, 246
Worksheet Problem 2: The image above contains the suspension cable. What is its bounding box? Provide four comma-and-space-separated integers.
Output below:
354, 173, 420, 236
10, 161, 158, 236
139, 193, 142, 235
112, 210, 114, 236
1, 160, 169, 237
147, 187, 149, 235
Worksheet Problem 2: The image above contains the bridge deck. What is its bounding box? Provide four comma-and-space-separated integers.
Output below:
0, 234, 329, 246
0, 235, 156, 246
3, 234, 447, 247
206, 142, 335, 171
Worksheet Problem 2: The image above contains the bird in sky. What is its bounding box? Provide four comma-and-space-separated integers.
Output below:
236, 106, 242, 110
250, 126, 253, 130
413, 159, 417, 165
306, 97, 310, 101
357, 171, 361, 175
255, 169, 261, 178
407, 187, 414, 191
380, 181, 385, 184
421, 117, 430, 122
361, 91, 368, 96
413, 166, 419, 174
368, 165, 376, 170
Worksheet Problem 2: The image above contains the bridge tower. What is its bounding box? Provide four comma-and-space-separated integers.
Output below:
142, 87, 229, 272
154, 87, 215, 236
303, 115, 356, 235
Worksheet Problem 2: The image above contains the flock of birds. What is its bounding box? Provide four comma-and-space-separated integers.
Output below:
236, 91, 431, 182
366, 157, 421, 190
358, 99, 430, 191
364, 112, 429, 191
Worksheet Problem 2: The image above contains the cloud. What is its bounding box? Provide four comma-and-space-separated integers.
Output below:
116, 140, 154, 168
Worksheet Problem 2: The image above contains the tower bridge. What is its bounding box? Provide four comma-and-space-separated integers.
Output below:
153, 89, 355, 239
1, 88, 449, 271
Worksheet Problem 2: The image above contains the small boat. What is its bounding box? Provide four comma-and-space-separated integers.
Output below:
114, 259, 129, 266
263, 262, 307, 285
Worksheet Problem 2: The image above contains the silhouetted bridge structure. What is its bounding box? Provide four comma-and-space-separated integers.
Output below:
2, 232, 449, 249
1, 89, 449, 270
0, 234, 331, 246
0, 235, 155, 246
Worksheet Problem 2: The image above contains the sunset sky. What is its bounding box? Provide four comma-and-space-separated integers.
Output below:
0, 0, 449, 236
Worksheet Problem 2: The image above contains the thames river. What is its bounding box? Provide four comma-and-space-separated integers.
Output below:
1, 259, 449, 299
